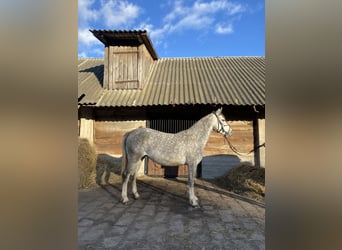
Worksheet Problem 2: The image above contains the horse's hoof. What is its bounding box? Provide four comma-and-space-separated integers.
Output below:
190, 200, 199, 207
133, 192, 140, 200
120, 197, 129, 204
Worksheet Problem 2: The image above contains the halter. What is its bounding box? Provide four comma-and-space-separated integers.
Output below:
213, 112, 231, 138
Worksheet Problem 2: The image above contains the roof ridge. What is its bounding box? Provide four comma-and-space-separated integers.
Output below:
77, 56, 264, 61
158, 56, 264, 59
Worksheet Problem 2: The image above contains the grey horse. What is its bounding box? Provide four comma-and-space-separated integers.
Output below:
120, 108, 232, 207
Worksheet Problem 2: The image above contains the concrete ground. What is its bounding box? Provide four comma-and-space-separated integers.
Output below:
78, 176, 265, 249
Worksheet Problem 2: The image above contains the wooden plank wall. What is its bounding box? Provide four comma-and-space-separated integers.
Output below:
138, 44, 154, 89
102, 44, 153, 90
94, 120, 146, 155
111, 46, 139, 89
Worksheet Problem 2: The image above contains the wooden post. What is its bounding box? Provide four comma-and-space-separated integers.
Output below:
79, 107, 94, 144
253, 118, 265, 168
258, 118, 266, 168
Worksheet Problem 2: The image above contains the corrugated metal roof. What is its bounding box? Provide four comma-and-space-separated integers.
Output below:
78, 57, 265, 107
78, 58, 104, 104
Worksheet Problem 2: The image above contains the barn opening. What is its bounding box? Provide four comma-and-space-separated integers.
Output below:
148, 118, 200, 178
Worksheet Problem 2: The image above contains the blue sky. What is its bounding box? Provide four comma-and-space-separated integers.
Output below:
78, 0, 264, 58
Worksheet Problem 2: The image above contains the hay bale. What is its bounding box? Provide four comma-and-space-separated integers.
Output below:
215, 163, 265, 202
78, 138, 97, 189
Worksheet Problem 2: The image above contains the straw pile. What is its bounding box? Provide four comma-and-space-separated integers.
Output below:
215, 164, 265, 202
78, 138, 97, 189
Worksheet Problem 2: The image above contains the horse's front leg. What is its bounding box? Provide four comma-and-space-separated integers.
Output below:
121, 171, 130, 204
188, 163, 199, 207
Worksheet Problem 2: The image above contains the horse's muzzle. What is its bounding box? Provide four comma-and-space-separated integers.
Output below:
225, 128, 232, 138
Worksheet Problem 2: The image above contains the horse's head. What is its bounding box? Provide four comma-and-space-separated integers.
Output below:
213, 108, 232, 137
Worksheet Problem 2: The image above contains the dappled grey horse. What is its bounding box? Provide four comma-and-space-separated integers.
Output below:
120, 108, 232, 206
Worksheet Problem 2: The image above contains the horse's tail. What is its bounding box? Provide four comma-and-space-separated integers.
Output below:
121, 131, 130, 180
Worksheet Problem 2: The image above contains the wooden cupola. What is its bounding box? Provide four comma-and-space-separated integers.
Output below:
90, 30, 158, 90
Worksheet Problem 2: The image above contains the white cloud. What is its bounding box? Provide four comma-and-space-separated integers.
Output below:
163, 0, 187, 23
193, 0, 229, 14
215, 23, 234, 34
226, 3, 245, 15
78, 28, 98, 46
100, 0, 141, 28
78, 0, 98, 26
162, 0, 245, 33
135, 21, 171, 46
78, 0, 141, 28
135, 22, 154, 32
171, 14, 214, 32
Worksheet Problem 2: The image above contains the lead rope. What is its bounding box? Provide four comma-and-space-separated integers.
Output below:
224, 136, 265, 156
213, 112, 265, 156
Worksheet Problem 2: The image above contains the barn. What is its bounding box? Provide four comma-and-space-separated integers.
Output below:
78, 30, 265, 178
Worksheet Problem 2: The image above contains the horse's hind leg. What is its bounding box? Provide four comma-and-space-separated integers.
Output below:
121, 160, 140, 204
132, 173, 140, 200
132, 162, 142, 200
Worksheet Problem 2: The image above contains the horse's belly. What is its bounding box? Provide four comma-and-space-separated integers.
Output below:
143, 133, 187, 166
148, 152, 186, 166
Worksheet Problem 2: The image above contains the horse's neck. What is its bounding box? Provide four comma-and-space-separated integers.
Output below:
186, 113, 215, 145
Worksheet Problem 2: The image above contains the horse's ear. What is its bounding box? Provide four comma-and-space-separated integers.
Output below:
216, 107, 222, 114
